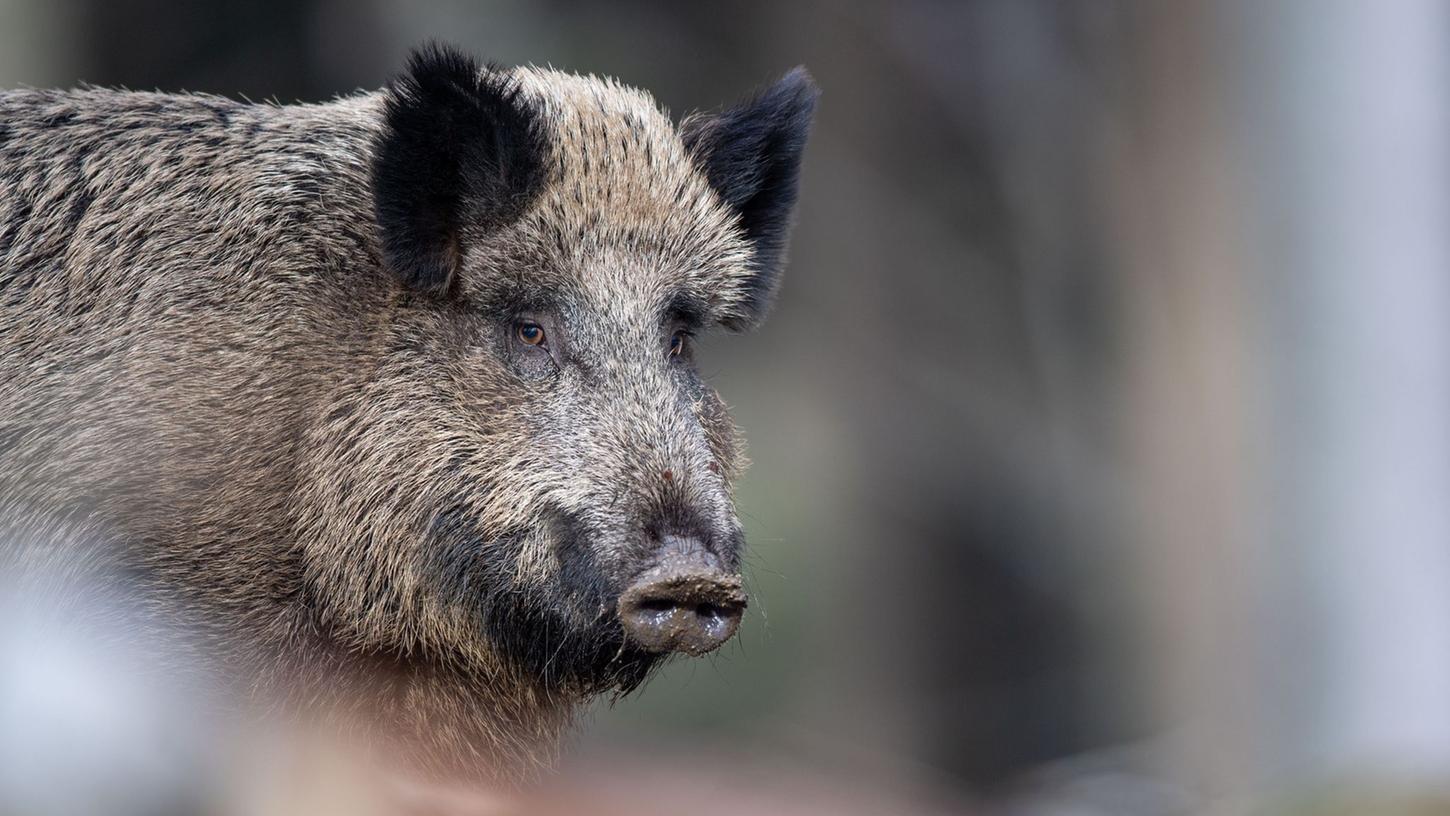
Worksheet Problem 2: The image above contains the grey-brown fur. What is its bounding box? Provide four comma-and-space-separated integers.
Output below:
0, 46, 815, 783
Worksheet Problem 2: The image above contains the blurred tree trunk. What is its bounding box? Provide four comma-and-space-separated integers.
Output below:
1117, 0, 1450, 808
1236, 0, 1450, 802
1111, 1, 1260, 806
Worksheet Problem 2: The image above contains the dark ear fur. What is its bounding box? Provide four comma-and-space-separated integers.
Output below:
680, 68, 819, 327
373, 44, 548, 295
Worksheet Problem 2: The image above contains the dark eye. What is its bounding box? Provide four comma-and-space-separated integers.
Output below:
668, 330, 690, 358
516, 322, 546, 347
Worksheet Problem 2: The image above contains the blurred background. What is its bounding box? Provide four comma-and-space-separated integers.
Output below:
4, 1, 1449, 813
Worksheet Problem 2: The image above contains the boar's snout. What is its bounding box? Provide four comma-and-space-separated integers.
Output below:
617, 535, 746, 656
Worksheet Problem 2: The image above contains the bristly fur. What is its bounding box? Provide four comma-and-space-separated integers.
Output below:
680, 67, 819, 328
0, 43, 816, 785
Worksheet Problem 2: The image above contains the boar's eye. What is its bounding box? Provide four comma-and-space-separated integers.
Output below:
668, 330, 691, 359
516, 321, 547, 347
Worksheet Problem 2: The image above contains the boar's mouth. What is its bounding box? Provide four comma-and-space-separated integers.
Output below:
425, 505, 664, 694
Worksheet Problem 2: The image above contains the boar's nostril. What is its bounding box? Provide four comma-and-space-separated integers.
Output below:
617, 552, 746, 656
636, 597, 677, 614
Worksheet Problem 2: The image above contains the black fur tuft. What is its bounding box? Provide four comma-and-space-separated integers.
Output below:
681, 68, 819, 328
427, 506, 663, 695
372, 43, 549, 295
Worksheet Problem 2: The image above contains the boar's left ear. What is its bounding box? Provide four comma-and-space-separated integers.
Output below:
681, 68, 819, 328
373, 44, 547, 296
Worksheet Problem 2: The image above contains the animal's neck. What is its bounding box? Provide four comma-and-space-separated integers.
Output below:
259, 611, 583, 786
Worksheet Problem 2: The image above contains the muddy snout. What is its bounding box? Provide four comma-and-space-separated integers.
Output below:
617, 536, 746, 656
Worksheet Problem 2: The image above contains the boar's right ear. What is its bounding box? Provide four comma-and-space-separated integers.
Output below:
373, 44, 547, 296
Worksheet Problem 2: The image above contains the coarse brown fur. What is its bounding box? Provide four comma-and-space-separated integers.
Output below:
0, 45, 816, 783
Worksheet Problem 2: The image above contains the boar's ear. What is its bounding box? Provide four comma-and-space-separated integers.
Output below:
373, 44, 547, 296
681, 68, 819, 327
